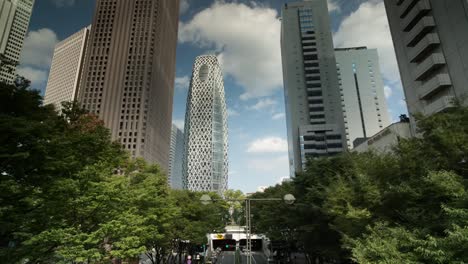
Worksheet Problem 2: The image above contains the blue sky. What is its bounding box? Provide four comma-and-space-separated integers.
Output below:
19, 0, 408, 193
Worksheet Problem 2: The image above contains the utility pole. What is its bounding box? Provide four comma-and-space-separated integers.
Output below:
200, 194, 296, 264
245, 199, 252, 264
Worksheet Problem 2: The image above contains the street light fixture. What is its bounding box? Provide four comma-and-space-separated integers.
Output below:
200, 193, 296, 264
200, 194, 212, 205
284, 194, 296, 205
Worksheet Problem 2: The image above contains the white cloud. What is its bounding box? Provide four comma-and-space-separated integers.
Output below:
180, 0, 189, 14
333, 1, 401, 85
173, 119, 185, 130
51, 0, 75, 7
272, 113, 285, 120
227, 108, 239, 117
20, 28, 59, 69
247, 137, 287, 153
247, 155, 288, 172
398, 98, 407, 107
16, 67, 48, 85
175, 75, 190, 90
179, 2, 282, 100
248, 98, 277, 111
384, 85, 393, 99
327, 0, 341, 13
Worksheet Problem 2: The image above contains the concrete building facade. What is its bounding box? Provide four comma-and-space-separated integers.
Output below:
335, 47, 391, 149
44, 26, 90, 111
169, 124, 184, 190
77, 0, 180, 172
183, 55, 229, 194
0, 0, 34, 83
384, 0, 468, 133
354, 118, 412, 153
281, 0, 346, 176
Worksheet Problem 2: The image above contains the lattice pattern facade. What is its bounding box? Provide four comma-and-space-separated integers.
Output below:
183, 55, 228, 194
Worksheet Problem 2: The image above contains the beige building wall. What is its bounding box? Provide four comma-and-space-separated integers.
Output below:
354, 122, 412, 153
384, 0, 468, 134
77, 0, 180, 172
0, 0, 34, 84
44, 26, 90, 111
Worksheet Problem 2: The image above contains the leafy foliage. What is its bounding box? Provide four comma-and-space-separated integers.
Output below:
0, 81, 228, 263
250, 106, 468, 263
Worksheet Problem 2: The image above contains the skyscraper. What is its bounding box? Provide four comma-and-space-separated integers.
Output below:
281, 0, 346, 176
169, 124, 184, 190
183, 55, 228, 194
335, 47, 391, 149
384, 0, 468, 132
0, 0, 35, 84
44, 26, 90, 112
77, 0, 180, 172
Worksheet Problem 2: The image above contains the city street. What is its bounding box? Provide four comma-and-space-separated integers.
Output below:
216, 251, 268, 264
216, 251, 236, 264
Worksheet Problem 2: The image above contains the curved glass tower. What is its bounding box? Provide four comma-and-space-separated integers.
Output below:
183, 55, 229, 194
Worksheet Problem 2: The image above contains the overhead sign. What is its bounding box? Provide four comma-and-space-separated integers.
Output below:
212, 234, 224, 239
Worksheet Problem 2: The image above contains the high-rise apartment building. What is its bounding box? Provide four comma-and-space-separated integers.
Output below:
44, 26, 90, 111
335, 47, 391, 149
384, 0, 468, 132
169, 124, 184, 189
183, 55, 229, 194
0, 0, 34, 84
281, 0, 346, 176
77, 0, 180, 172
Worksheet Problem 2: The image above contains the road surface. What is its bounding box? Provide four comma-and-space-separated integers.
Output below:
215, 251, 268, 264
216, 251, 236, 264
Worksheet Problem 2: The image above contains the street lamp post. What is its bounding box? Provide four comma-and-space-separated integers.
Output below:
200, 194, 296, 264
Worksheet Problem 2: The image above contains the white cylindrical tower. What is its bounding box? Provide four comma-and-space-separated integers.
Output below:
183, 55, 229, 194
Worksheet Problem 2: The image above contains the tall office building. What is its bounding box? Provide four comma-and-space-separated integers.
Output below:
183, 55, 229, 194
281, 0, 346, 177
384, 0, 468, 132
77, 0, 180, 172
169, 124, 184, 189
0, 0, 34, 84
44, 26, 90, 111
335, 47, 391, 149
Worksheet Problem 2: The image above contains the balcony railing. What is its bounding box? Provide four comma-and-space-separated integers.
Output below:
424, 95, 455, 115
408, 33, 440, 62
413, 53, 445, 81
418, 74, 451, 100
400, 0, 431, 32
405, 16, 436, 47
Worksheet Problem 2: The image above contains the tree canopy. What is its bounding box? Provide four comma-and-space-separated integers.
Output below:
0, 81, 229, 263
251, 106, 468, 263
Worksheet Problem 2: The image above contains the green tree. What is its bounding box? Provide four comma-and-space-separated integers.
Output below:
0, 81, 177, 263
250, 106, 468, 263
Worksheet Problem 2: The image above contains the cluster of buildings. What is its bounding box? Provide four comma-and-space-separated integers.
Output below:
0, 0, 229, 195
281, 0, 468, 176
1, 0, 468, 189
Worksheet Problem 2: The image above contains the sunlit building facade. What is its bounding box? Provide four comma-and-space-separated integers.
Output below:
44, 26, 90, 111
281, 0, 346, 177
335, 47, 391, 149
0, 0, 35, 83
183, 55, 228, 194
169, 124, 184, 189
77, 0, 180, 172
